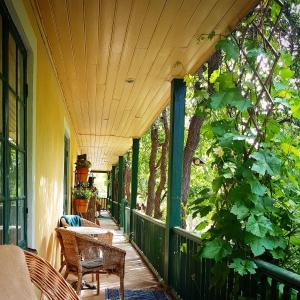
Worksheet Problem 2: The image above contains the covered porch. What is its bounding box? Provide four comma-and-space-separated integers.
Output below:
0, 0, 300, 299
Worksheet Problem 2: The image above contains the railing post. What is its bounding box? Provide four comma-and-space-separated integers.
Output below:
111, 166, 116, 218
130, 138, 140, 240
118, 156, 124, 225
164, 79, 186, 284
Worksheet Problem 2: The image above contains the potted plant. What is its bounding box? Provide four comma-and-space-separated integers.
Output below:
72, 185, 93, 213
75, 158, 92, 183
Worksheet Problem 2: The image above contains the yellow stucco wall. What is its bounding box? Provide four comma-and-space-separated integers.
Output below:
19, 0, 79, 267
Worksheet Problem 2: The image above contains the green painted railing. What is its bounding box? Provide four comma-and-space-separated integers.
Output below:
132, 209, 165, 278
119, 207, 300, 299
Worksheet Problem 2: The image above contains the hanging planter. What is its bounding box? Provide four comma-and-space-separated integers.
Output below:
72, 186, 92, 214
76, 167, 89, 182
75, 159, 92, 183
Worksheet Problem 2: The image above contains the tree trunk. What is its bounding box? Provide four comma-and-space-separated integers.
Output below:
124, 163, 131, 205
146, 124, 159, 216
154, 109, 169, 219
181, 50, 221, 228
181, 115, 204, 227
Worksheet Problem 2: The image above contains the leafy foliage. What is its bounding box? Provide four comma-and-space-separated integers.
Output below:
186, 0, 300, 277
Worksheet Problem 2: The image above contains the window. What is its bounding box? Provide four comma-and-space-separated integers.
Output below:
0, 2, 27, 247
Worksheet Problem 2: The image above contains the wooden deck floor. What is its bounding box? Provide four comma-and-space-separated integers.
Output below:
77, 212, 162, 299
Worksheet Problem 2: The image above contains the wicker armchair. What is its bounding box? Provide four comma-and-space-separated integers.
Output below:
24, 250, 79, 300
58, 216, 108, 272
57, 228, 126, 299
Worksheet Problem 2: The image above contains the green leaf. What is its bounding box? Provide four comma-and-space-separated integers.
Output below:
197, 205, 213, 217
201, 238, 232, 260
246, 214, 272, 237
212, 176, 223, 192
180, 243, 187, 253
229, 258, 257, 276
291, 100, 300, 119
271, 248, 285, 259
280, 68, 294, 81
195, 221, 209, 231
245, 234, 277, 256
231, 203, 249, 220
211, 88, 251, 112
250, 149, 281, 176
215, 39, 239, 60
248, 176, 267, 196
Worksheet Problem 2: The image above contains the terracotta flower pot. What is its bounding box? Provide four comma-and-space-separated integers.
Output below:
76, 167, 89, 183
73, 198, 89, 213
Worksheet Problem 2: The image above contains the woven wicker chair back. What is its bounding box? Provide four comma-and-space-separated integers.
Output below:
24, 251, 79, 300
57, 228, 81, 269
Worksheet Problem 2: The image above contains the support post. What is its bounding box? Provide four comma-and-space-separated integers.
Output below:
106, 172, 110, 199
117, 156, 124, 225
130, 139, 140, 240
106, 171, 110, 210
111, 166, 116, 218
164, 79, 186, 283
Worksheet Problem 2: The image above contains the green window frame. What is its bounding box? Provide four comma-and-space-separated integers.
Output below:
0, 2, 27, 248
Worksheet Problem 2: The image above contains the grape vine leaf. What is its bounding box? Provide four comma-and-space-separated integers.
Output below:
248, 176, 267, 196
229, 258, 257, 276
201, 238, 232, 260
215, 39, 239, 60
211, 88, 251, 112
231, 202, 249, 220
246, 214, 272, 237
250, 150, 281, 176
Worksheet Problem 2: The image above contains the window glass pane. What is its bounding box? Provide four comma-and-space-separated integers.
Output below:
0, 80, 2, 135
18, 200, 24, 242
9, 91, 16, 144
8, 200, 16, 244
0, 15, 2, 74
9, 147, 16, 197
0, 201, 3, 244
8, 33, 16, 91
18, 50, 23, 99
18, 152, 24, 197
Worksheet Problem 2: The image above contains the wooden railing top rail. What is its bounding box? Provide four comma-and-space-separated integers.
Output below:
173, 226, 202, 244
255, 259, 300, 289
132, 209, 166, 228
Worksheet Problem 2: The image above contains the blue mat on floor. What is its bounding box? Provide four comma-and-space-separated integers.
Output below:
105, 289, 170, 300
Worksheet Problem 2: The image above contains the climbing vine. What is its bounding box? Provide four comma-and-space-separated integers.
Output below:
187, 0, 300, 277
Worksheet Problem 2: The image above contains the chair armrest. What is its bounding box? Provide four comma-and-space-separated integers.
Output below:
75, 233, 126, 271
81, 218, 101, 228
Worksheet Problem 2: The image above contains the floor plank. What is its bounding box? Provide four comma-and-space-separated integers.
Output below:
74, 212, 163, 299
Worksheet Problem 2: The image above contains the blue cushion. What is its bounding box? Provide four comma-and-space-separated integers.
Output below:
61, 215, 81, 227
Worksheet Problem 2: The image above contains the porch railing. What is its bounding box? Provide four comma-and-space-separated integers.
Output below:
131, 209, 165, 277
108, 204, 300, 299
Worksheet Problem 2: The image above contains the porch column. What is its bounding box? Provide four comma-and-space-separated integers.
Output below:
117, 156, 124, 225
111, 166, 116, 218
106, 172, 110, 199
130, 138, 140, 239
164, 79, 186, 283
106, 171, 110, 211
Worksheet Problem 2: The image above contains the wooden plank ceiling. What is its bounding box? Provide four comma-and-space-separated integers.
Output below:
31, 0, 256, 171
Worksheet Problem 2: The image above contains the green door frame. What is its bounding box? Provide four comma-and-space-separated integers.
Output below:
1, 1, 28, 247
63, 135, 70, 214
